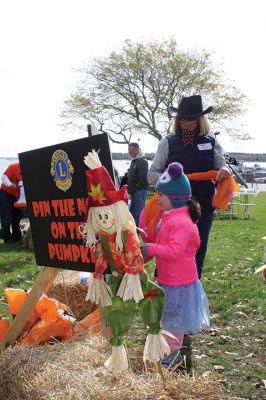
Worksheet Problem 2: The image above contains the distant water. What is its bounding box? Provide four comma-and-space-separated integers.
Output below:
112, 159, 131, 176
1, 157, 265, 178
114, 160, 266, 176
113, 159, 153, 176
0, 158, 151, 178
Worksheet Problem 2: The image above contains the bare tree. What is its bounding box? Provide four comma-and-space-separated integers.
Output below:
62, 38, 247, 143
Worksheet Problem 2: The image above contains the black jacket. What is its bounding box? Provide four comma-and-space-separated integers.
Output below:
127, 155, 149, 194
167, 133, 216, 210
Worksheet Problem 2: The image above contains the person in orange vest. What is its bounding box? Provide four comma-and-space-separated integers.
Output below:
0, 162, 23, 243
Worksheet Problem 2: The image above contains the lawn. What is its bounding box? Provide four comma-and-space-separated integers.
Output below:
0, 193, 265, 399
192, 192, 266, 399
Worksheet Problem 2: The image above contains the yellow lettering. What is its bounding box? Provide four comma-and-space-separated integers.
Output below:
58, 162, 66, 177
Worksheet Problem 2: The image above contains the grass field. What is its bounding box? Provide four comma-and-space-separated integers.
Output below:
0, 193, 265, 399
191, 193, 266, 399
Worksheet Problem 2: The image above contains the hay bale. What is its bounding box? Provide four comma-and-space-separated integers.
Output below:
0, 335, 238, 400
47, 270, 96, 321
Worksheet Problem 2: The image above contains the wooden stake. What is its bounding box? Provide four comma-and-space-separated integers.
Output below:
0, 267, 60, 349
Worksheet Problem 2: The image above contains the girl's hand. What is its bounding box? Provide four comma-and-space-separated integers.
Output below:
141, 244, 150, 262
216, 167, 231, 182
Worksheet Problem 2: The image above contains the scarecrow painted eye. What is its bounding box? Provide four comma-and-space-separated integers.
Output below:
159, 171, 171, 183
97, 213, 103, 220
104, 213, 109, 220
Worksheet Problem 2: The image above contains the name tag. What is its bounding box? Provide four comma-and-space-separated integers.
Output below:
197, 143, 212, 150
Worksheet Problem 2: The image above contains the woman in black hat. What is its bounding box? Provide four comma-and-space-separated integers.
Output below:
148, 95, 230, 278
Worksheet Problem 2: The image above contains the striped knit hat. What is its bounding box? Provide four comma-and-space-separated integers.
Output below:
155, 162, 191, 209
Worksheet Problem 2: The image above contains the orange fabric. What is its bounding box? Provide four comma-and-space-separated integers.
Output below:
20, 316, 72, 345
1, 163, 22, 197
19, 295, 74, 345
187, 170, 217, 181
4, 288, 27, 315
3, 289, 105, 346
73, 308, 102, 335
0, 318, 10, 341
35, 296, 70, 319
4, 288, 40, 331
213, 175, 239, 210
187, 170, 239, 210
140, 193, 163, 243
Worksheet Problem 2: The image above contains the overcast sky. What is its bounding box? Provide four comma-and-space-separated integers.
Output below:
0, 0, 265, 157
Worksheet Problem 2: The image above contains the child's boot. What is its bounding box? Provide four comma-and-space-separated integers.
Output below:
161, 350, 184, 369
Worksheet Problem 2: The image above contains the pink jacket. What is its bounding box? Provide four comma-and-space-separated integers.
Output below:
148, 206, 200, 286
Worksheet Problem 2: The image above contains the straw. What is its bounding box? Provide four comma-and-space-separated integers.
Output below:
47, 270, 97, 321
0, 335, 240, 400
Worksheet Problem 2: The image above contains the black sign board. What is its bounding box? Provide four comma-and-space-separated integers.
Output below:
19, 133, 114, 272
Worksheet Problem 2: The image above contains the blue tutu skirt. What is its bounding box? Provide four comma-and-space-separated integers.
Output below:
158, 279, 210, 334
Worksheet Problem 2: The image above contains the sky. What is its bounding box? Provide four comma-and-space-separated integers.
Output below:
0, 0, 265, 157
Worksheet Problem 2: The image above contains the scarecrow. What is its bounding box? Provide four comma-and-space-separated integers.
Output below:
81, 151, 170, 371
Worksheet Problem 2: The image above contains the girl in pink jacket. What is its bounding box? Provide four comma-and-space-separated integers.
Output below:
141, 162, 210, 368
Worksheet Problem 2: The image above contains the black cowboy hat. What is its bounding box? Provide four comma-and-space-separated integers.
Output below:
168, 95, 213, 119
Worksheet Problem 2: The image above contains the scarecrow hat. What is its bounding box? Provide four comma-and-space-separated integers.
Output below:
84, 151, 128, 208
168, 95, 213, 119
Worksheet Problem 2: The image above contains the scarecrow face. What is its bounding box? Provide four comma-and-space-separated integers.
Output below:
95, 208, 116, 234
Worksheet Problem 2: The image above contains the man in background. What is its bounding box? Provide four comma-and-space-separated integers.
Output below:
0, 162, 23, 243
127, 143, 149, 226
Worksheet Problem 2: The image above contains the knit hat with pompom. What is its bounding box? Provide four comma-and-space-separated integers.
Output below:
155, 162, 192, 209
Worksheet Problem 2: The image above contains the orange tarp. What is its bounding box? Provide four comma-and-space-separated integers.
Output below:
1, 288, 102, 346
73, 308, 102, 335
0, 318, 10, 341
4, 288, 40, 331
20, 315, 72, 345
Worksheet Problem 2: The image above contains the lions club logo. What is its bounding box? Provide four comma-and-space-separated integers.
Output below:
50, 150, 74, 192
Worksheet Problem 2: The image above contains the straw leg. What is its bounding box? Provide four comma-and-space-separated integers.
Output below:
154, 361, 165, 386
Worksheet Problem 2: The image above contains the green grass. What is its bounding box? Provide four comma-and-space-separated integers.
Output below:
143, 192, 266, 400
0, 242, 40, 320
0, 194, 266, 399
194, 193, 266, 400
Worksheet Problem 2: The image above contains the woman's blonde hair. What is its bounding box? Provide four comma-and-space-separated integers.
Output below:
82, 201, 137, 250
169, 115, 211, 136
